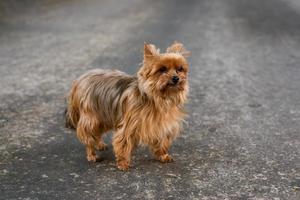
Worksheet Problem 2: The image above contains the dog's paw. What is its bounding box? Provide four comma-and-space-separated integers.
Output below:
158, 154, 174, 163
87, 154, 99, 162
117, 161, 130, 171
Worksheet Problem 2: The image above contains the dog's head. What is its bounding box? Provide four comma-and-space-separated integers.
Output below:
138, 41, 190, 103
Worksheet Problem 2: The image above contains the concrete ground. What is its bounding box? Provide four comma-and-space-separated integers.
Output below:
1, 0, 300, 199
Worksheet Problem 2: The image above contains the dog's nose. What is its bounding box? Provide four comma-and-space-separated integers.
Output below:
172, 76, 180, 84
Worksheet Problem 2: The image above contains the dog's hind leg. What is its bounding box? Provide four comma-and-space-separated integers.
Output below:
76, 114, 101, 162
86, 145, 97, 162
94, 135, 108, 151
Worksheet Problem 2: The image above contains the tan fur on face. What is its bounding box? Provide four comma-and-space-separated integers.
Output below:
65, 41, 190, 170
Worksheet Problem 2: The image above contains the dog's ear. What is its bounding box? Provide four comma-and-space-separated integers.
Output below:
166, 41, 190, 57
144, 42, 160, 60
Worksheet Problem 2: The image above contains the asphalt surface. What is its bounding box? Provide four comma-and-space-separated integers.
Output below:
1, 0, 300, 199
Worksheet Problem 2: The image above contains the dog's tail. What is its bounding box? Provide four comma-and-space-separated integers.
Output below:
64, 82, 80, 129
64, 107, 76, 129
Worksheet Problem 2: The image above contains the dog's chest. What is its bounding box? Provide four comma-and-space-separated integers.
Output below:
138, 108, 183, 143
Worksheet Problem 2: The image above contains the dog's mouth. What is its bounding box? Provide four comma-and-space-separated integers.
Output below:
162, 80, 185, 92
167, 82, 177, 87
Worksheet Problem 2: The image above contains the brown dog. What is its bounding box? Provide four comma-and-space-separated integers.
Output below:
65, 42, 189, 170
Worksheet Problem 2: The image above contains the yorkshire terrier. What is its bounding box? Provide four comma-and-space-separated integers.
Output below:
65, 41, 190, 170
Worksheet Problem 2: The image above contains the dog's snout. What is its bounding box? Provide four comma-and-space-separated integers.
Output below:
172, 76, 180, 84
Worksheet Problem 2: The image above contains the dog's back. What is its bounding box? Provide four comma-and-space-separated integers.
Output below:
65, 69, 137, 130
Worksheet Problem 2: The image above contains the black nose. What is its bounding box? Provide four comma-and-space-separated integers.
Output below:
172, 76, 180, 84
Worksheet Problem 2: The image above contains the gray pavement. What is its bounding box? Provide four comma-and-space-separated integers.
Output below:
1, 0, 300, 199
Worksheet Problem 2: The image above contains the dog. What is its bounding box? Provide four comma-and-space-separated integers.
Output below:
65, 41, 190, 170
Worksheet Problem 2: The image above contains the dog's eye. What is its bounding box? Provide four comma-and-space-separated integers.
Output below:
177, 66, 184, 72
159, 66, 168, 73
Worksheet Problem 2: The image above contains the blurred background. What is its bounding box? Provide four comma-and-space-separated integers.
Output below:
0, 0, 300, 199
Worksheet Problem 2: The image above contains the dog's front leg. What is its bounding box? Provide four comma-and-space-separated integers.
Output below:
150, 136, 174, 163
113, 130, 136, 171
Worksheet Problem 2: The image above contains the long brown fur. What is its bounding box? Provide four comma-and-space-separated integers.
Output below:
65, 41, 190, 170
